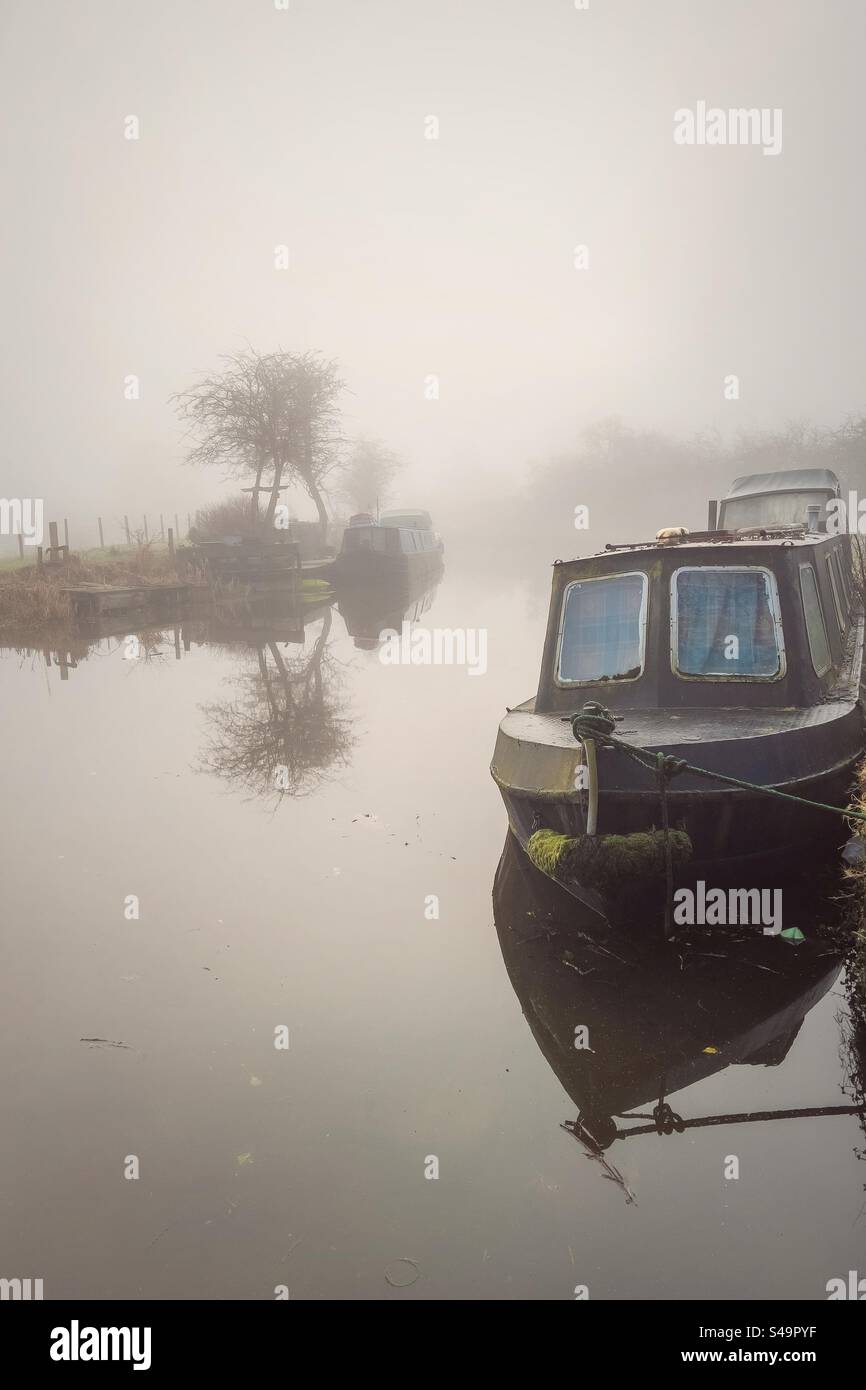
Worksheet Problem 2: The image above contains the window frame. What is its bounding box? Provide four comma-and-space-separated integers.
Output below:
832, 548, 851, 612
554, 570, 649, 688
670, 565, 787, 683
799, 563, 832, 677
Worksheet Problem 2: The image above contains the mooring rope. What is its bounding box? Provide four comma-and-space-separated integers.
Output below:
568, 702, 866, 825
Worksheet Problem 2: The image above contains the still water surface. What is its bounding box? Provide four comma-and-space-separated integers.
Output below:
1, 562, 863, 1299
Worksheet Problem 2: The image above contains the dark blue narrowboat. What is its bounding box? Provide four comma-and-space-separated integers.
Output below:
491, 470, 864, 921
330, 509, 443, 587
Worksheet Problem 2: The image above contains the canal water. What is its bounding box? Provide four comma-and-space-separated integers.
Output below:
1, 560, 863, 1300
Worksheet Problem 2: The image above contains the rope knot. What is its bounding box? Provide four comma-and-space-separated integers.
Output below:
569, 700, 621, 745
653, 1102, 685, 1135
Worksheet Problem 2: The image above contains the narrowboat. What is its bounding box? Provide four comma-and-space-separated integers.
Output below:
329, 509, 443, 586
491, 470, 865, 924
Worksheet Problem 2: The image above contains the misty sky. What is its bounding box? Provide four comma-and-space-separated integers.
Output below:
2, 0, 864, 543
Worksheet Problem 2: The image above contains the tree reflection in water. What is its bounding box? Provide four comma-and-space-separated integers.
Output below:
198, 608, 354, 802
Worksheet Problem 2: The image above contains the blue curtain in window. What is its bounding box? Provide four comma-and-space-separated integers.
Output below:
559, 574, 644, 682
676, 570, 778, 676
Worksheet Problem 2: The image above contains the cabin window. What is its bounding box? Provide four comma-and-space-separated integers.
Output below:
343, 527, 388, 554
799, 564, 831, 676
671, 567, 784, 679
825, 554, 845, 634
556, 572, 647, 684
833, 549, 852, 611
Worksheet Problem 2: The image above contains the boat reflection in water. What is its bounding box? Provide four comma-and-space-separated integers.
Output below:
493, 832, 864, 1203
335, 568, 443, 651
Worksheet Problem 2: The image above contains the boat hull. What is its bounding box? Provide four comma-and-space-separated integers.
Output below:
492, 699, 865, 922
329, 548, 443, 587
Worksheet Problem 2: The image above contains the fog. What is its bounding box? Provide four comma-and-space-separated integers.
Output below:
3, 0, 865, 550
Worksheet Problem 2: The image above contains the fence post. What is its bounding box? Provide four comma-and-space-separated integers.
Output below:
124, 515, 130, 545
168, 526, 175, 560
98, 517, 104, 548
17, 534, 24, 559
143, 515, 149, 543
64, 519, 69, 549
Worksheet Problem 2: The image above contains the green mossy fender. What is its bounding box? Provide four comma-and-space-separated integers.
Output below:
527, 827, 692, 893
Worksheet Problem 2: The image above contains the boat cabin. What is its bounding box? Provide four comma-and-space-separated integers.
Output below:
535, 529, 859, 716
717, 468, 841, 532
340, 509, 442, 558
380, 509, 434, 531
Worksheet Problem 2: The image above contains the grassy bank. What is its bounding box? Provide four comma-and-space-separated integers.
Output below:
0, 542, 176, 575
0, 545, 332, 638
0, 545, 188, 634
843, 758, 866, 1002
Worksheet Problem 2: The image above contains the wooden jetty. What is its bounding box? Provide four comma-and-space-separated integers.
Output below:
62, 582, 190, 618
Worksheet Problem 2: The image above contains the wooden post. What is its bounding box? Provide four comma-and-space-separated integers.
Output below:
98, 517, 104, 548
583, 740, 599, 836
143, 515, 149, 543
160, 513, 165, 540
124, 515, 130, 545
36, 546, 43, 570
174, 625, 181, 660
17, 534, 24, 559
186, 513, 191, 535
174, 513, 179, 539
49, 521, 59, 553
167, 527, 175, 559
64, 519, 69, 549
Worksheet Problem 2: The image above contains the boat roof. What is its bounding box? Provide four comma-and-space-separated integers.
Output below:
723, 468, 840, 499
565, 526, 845, 564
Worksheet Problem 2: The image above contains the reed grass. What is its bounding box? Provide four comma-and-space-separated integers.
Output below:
841, 756, 866, 1004
0, 545, 188, 635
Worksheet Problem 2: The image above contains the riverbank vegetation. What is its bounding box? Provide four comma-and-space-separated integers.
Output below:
0, 544, 189, 634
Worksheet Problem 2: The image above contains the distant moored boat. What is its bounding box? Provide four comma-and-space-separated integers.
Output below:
330, 508, 444, 586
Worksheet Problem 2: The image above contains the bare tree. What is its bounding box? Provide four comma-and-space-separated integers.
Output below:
338, 436, 403, 515
173, 348, 345, 542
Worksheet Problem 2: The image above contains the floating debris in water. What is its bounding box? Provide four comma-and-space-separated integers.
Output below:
384, 1258, 420, 1288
